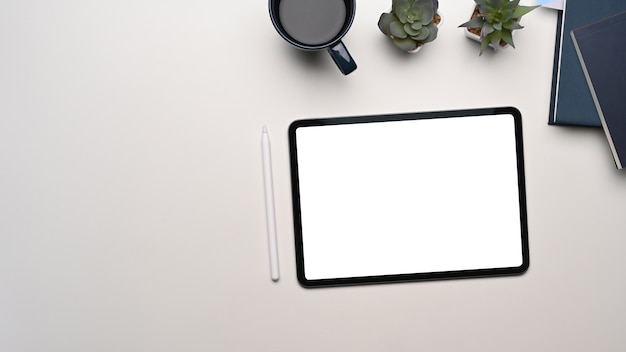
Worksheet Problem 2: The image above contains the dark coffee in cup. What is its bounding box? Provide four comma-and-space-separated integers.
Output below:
279, 0, 346, 45
269, 0, 357, 75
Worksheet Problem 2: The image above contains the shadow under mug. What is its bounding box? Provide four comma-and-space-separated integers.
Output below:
269, 0, 357, 75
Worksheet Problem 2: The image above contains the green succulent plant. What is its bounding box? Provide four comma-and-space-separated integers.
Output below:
378, 0, 439, 52
459, 0, 538, 55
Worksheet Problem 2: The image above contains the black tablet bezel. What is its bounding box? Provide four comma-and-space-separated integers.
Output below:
288, 107, 529, 288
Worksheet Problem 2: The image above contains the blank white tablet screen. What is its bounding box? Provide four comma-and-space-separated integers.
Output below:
295, 114, 523, 280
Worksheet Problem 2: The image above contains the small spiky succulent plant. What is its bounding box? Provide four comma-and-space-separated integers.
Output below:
459, 0, 538, 55
378, 0, 439, 52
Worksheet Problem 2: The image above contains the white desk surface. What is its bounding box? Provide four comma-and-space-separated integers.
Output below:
2, 1, 625, 351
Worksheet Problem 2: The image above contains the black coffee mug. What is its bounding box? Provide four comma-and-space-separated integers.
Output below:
269, 0, 357, 75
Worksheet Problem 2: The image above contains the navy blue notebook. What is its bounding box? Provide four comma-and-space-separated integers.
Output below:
572, 11, 626, 169
548, 0, 626, 127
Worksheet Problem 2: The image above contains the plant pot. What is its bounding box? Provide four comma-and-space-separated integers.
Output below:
462, 5, 515, 51
384, 10, 444, 53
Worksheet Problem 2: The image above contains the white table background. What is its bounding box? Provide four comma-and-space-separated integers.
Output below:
2, 1, 626, 351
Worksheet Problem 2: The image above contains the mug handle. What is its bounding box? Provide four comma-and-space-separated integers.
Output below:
327, 41, 357, 75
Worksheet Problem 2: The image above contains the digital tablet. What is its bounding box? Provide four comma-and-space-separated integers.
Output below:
288, 107, 529, 287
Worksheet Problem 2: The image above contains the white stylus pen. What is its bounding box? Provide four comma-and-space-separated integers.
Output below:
262, 125, 280, 282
